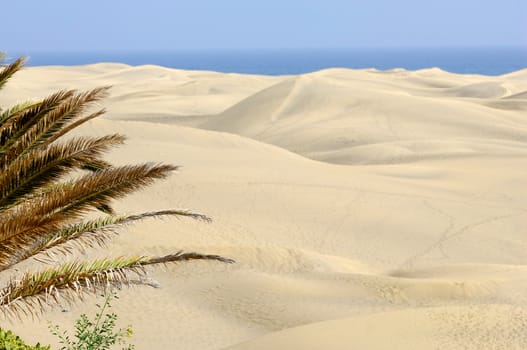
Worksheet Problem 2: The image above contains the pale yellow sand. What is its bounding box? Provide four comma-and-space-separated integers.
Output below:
1, 64, 527, 349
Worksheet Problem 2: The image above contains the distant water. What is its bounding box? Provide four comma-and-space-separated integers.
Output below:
7, 48, 527, 76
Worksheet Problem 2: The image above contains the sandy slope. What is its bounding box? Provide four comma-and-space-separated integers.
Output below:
1, 64, 526, 349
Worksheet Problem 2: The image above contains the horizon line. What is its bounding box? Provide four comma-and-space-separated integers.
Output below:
5, 45, 527, 54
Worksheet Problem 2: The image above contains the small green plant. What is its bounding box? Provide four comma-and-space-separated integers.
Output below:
49, 292, 134, 350
0, 328, 50, 350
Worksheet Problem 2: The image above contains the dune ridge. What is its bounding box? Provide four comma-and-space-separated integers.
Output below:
0, 64, 526, 349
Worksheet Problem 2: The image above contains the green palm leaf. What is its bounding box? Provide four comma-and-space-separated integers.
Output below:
0, 253, 234, 317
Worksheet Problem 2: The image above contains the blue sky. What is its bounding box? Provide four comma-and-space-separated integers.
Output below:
3, 0, 526, 52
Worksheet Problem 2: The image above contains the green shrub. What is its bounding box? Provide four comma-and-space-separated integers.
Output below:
49, 292, 134, 350
0, 328, 50, 350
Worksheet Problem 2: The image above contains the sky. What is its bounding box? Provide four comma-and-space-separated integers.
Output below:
2, 0, 526, 52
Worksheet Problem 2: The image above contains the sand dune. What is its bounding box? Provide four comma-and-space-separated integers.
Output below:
226, 304, 527, 350
196, 69, 527, 164
0, 64, 526, 349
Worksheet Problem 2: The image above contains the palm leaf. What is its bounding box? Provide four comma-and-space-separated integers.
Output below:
0, 163, 178, 244
0, 134, 126, 209
0, 209, 211, 271
0, 101, 37, 125
0, 253, 234, 317
41, 108, 107, 148
0, 90, 76, 156
25, 88, 109, 151
0, 88, 109, 166
50, 209, 211, 247
0, 57, 24, 90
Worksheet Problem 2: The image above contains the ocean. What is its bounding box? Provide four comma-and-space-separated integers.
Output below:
6, 47, 527, 76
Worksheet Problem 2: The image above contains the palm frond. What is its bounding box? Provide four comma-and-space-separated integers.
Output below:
0, 101, 36, 125
45, 163, 179, 218
0, 90, 76, 153
51, 209, 211, 246
141, 251, 234, 265
0, 57, 24, 90
0, 88, 109, 166
0, 163, 178, 244
0, 134, 126, 209
0, 253, 233, 316
0, 209, 211, 271
41, 108, 106, 148
27, 88, 109, 150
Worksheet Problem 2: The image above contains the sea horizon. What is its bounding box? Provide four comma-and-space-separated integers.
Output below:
5, 47, 527, 76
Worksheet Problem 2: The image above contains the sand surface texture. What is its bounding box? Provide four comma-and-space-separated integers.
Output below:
1, 64, 527, 349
